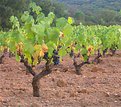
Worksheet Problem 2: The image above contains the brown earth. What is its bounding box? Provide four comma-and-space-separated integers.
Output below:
0, 51, 121, 107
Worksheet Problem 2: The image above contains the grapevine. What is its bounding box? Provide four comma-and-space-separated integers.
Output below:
0, 2, 121, 97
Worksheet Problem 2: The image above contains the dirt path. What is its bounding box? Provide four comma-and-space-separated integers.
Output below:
0, 51, 121, 107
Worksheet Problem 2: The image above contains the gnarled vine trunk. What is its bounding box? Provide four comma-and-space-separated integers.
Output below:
32, 69, 52, 97
20, 54, 52, 97
73, 56, 90, 75
0, 54, 4, 64
32, 76, 40, 97
92, 49, 102, 64
32, 62, 52, 97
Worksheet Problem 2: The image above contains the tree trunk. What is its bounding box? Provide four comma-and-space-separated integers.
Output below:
19, 53, 52, 97
0, 54, 4, 64
74, 65, 81, 75
110, 48, 116, 56
32, 60, 52, 97
103, 48, 108, 56
32, 69, 52, 97
32, 76, 40, 97
73, 56, 89, 75
92, 49, 102, 64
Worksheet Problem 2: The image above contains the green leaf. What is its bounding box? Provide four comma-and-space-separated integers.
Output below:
63, 24, 73, 36
31, 24, 45, 34
59, 47, 67, 57
47, 28, 60, 43
48, 12, 55, 19
23, 41, 34, 55
81, 48, 88, 55
24, 52, 32, 64
68, 17, 73, 24
15, 53, 20, 62
47, 41, 56, 57
56, 17, 67, 29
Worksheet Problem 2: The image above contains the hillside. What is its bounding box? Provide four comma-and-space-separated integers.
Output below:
58, 0, 121, 25
0, 0, 121, 30
58, 0, 121, 11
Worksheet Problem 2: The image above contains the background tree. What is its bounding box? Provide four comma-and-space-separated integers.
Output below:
0, 0, 29, 30
74, 11, 85, 24
58, 0, 121, 25
33, 0, 68, 17
0, 0, 68, 30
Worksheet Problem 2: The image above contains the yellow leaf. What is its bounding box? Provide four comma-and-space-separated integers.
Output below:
33, 51, 39, 59
34, 45, 41, 51
39, 50, 44, 57
87, 45, 93, 52
42, 43, 48, 53
80, 55, 84, 61
87, 51, 91, 56
18, 42, 23, 46
59, 32, 64, 38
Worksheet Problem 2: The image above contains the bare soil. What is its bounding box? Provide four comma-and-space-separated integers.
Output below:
0, 51, 121, 107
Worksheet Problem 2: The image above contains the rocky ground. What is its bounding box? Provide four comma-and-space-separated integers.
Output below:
0, 51, 121, 107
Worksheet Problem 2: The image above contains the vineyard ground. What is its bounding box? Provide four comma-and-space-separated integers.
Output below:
0, 51, 121, 107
